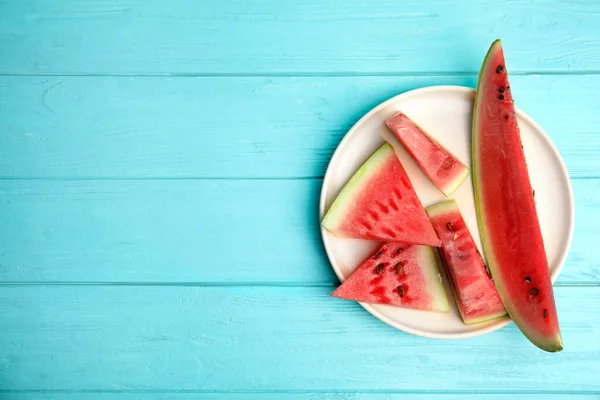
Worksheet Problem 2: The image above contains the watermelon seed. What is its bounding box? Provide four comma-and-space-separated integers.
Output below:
446, 222, 455, 232
453, 233, 459, 240
373, 250, 383, 259
525, 276, 532, 283
504, 114, 509, 120
496, 65, 504, 73
395, 247, 403, 254
544, 309, 548, 318
529, 287, 539, 296
375, 264, 385, 275
442, 158, 454, 170
485, 265, 492, 279
498, 87, 505, 93
395, 262, 405, 275
532, 189, 535, 197
397, 285, 405, 297
498, 94, 504, 100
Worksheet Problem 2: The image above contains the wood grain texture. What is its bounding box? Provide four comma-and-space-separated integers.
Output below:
0, 178, 596, 284
1, 0, 600, 74
1, 75, 599, 179
1, 286, 599, 391
2, 1, 599, 397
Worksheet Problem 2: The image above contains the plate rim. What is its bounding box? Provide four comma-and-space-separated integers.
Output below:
318, 85, 575, 339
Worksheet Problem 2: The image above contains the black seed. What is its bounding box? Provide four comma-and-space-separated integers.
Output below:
395, 262, 404, 275
496, 65, 504, 73
373, 250, 383, 259
485, 265, 492, 279
396, 247, 403, 254
397, 285, 405, 297
529, 287, 539, 296
442, 158, 454, 170
375, 263, 385, 275
446, 222, 454, 232
506, 85, 510, 89
498, 87, 505, 93
532, 189, 535, 197
504, 114, 509, 120
498, 94, 505, 100
525, 276, 531, 283
544, 309, 548, 318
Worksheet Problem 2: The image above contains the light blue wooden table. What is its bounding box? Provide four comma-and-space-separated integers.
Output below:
1, 1, 600, 399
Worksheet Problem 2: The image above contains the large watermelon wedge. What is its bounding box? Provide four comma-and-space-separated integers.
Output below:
331, 243, 449, 312
386, 113, 470, 196
427, 200, 506, 324
322, 143, 440, 246
472, 39, 562, 351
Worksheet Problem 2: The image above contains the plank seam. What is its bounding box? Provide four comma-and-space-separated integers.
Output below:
1, 389, 599, 394
0, 282, 596, 287
4, 71, 600, 77
0, 176, 596, 181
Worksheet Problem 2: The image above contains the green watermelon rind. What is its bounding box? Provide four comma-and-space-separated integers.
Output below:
426, 200, 507, 325
416, 245, 451, 313
321, 143, 394, 232
439, 166, 471, 197
472, 39, 563, 352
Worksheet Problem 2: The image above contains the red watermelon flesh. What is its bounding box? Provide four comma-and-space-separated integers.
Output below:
322, 143, 440, 246
473, 39, 562, 351
386, 113, 470, 196
332, 243, 449, 312
427, 200, 506, 324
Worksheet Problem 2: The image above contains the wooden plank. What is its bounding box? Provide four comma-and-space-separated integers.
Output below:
0, 75, 599, 179
0, 179, 330, 283
0, 178, 596, 284
1, 393, 597, 399
1, 286, 598, 391
1, 0, 599, 74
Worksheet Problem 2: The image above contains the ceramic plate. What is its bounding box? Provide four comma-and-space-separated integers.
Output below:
319, 85, 574, 339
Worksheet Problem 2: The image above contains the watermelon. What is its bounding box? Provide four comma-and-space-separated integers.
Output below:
427, 200, 506, 324
332, 243, 449, 312
321, 143, 440, 246
386, 112, 470, 196
472, 39, 562, 351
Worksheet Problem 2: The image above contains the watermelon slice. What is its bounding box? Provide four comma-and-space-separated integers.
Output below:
472, 39, 562, 351
322, 143, 440, 246
332, 243, 449, 312
386, 112, 470, 196
427, 200, 506, 324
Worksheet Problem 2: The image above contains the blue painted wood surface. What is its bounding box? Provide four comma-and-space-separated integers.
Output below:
1, 0, 600, 399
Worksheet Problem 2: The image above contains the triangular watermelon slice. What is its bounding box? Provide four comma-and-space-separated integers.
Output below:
322, 144, 441, 246
386, 112, 470, 196
332, 243, 449, 312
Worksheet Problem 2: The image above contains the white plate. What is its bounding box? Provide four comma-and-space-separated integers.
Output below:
319, 86, 574, 339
